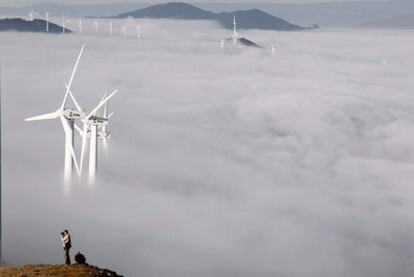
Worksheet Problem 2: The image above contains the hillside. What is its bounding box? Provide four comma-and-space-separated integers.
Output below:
117, 2, 216, 20
217, 9, 304, 31
0, 264, 123, 277
117, 2, 307, 31
0, 18, 70, 33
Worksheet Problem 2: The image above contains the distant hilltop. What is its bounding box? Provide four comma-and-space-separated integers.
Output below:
0, 18, 71, 33
0, 264, 123, 277
116, 2, 316, 31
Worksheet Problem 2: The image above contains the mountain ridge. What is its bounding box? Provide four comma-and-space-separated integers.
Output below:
116, 2, 308, 31
0, 18, 71, 33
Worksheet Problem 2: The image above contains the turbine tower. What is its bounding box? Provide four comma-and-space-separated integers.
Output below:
121, 25, 127, 37
92, 21, 99, 33
271, 45, 276, 55
45, 12, 49, 32
135, 25, 141, 39
109, 19, 113, 36
62, 16, 70, 34
232, 14, 238, 46
25, 45, 86, 183
79, 18, 83, 33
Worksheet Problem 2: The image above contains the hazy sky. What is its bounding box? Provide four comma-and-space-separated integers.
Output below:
0, 0, 378, 7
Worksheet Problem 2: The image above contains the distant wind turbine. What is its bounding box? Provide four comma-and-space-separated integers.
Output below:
135, 25, 141, 39
271, 45, 276, 55
220, 14, 261, 49
232, 14, 238, 46
45, 12, 49, 32
28, 10, 38, 21
78, 18, 83, 33
121, 25, 127, 37
109, 19, 113, 36
62, 16, 71, 34
92, 21, 99, 33
220, 15, 240, 48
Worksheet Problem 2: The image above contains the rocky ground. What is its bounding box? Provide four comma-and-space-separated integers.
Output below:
0, 264, 123, 277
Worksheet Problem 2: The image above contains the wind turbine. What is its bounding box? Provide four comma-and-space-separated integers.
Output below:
220, 15, 261, 49
92, 20, 99, 33
62, 16, 71, 34
220, 15, 239, 48
121, 25, 127, 37
25, 45, 86, 183
109, 18, 113, 36
45, 12, 49, 32
232, 14, 238, 46
135, 24, 141, 39
28, 10, 38, 21
271, 44, 276, 55
79, 91, 118, 182
79, 18, 83, 33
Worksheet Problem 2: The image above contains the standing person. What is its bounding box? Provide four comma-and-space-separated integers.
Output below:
61, 230, 72, 265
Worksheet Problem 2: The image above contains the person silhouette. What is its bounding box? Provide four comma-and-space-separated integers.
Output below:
60, 229, 72, 265
74, 251, 87, 264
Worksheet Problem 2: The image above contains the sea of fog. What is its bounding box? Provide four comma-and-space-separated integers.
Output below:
1, 19, 414, 277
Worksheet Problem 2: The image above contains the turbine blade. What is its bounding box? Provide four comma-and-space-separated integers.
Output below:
101, 92, 108, 101
74, 124, 83, 136
60, 44, 86, 110
86, 89, 118, 120
65, 83, 82, 112
60, 116, 81, 176
25, 111, 59, 121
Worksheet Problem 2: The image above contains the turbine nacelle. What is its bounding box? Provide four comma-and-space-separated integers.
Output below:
87, 116, 108, 126
63, 108, 85, 120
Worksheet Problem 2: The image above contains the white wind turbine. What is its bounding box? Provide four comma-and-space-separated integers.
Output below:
25, 45, 86, 183
78, 91, 118, 182
220, 15, 241, 48
232, 14, 238, 46
62, 16, 71, 34
121, 25, 127, 37
28, 10, 38, 21
109, 19, 113, 35
271, 44, 276, 55
92, 20, 99, 33
135, 24, 141, 39
79, 18, 83, 33
45, 12, 49, 32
